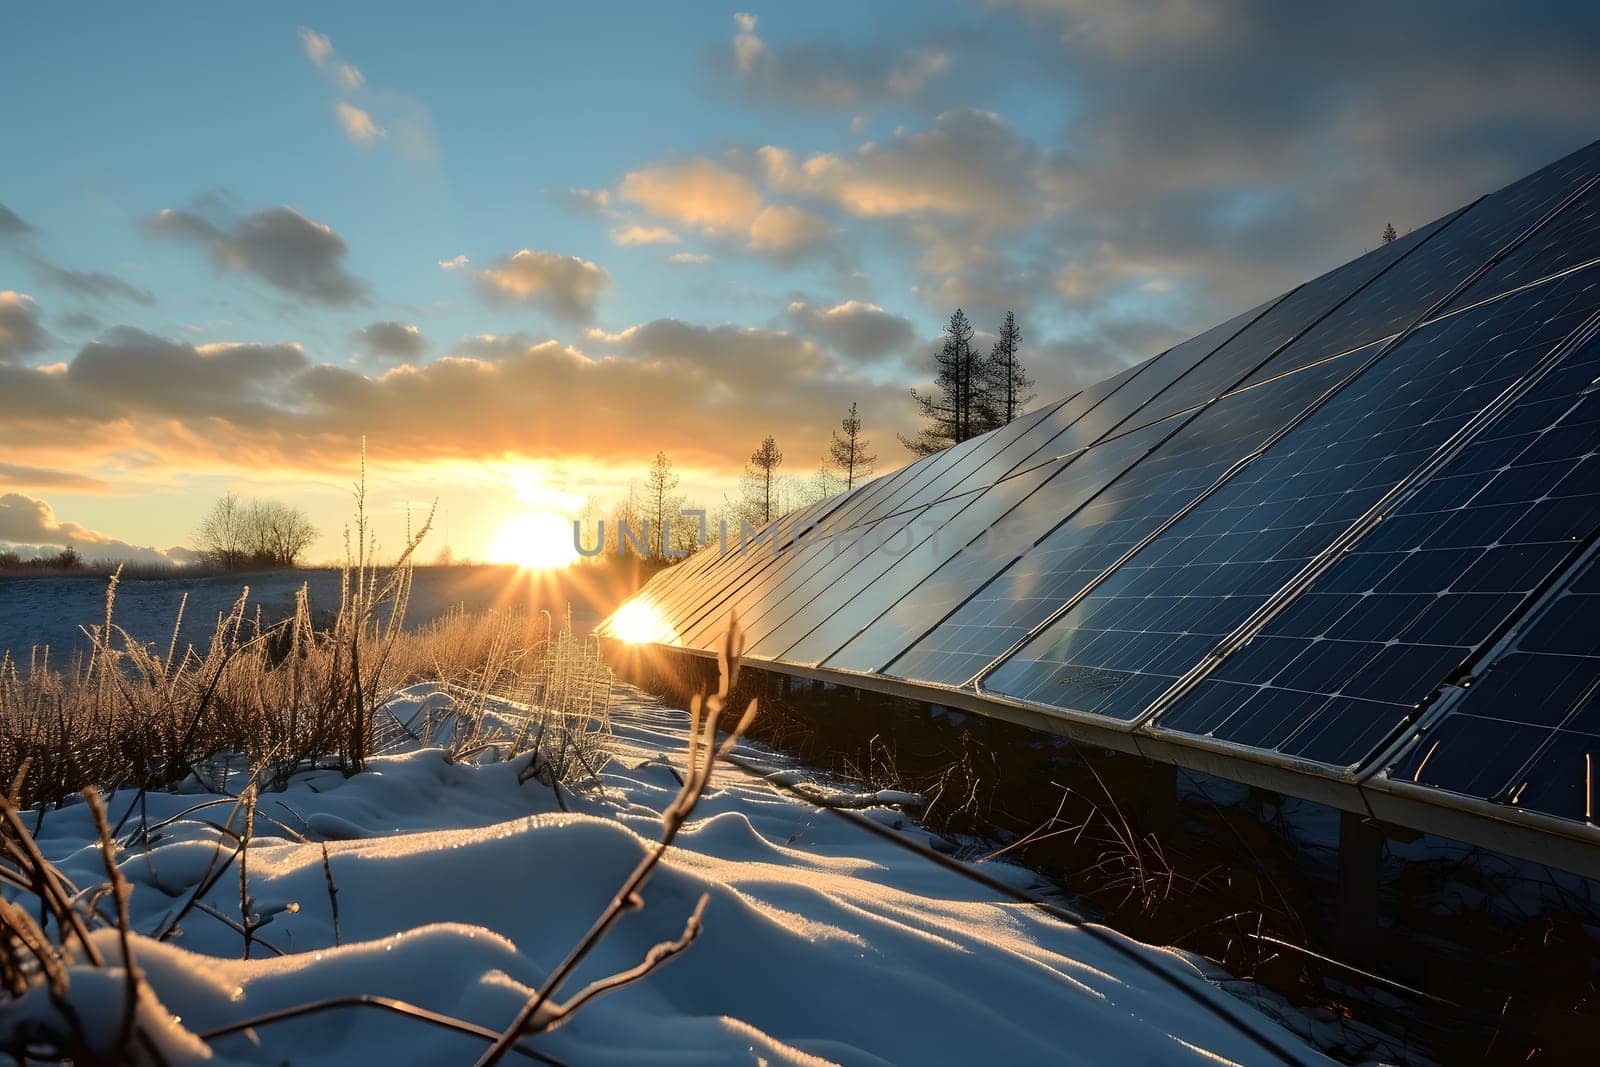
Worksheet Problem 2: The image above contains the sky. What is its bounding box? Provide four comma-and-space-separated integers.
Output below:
2, 1, 1598, 565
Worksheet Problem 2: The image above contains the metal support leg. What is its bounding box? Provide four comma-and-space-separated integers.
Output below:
1336, 810, 1385, 959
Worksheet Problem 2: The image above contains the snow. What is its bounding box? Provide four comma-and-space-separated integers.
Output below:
12, 685, 1325, 1065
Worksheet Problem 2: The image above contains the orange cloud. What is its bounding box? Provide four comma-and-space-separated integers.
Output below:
0, 323, 918, 482
619, 158, 764, 236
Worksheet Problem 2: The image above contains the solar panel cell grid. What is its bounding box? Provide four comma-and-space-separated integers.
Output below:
824, 421, 1176, 674
887, 350, 1366, 688
1387, 550, 1600, 822
983, 266, 1600, 731
775, 452, 1086, 666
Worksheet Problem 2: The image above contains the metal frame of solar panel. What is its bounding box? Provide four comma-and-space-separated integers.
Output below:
598, 140, 1600, 879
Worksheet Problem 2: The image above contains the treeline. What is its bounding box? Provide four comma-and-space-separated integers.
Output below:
0, 546, 85, 573
194, 492, 319, 570
591, 306, 1033, 559
586, 403, 879, 560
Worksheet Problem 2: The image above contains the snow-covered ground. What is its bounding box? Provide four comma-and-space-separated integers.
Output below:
8, 685, 1326, 1065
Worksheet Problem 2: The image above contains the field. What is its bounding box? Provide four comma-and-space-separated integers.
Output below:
0, 674, 1320, 1064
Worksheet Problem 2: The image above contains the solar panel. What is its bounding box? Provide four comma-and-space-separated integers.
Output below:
598, 138, 1600, 876
770, 452, 1092, 665
1386, 544, 1600, 823
983, 266, 1600, 734
1439, 142, 1600, 312
1153, 288, 1600, 769
886, 349, 1368, 687
822, 421, 1176, 673
1062, 299, 1283, 442
659, 495, 852, 641
724, 356, 1204, 657
866, 398, 1074, 520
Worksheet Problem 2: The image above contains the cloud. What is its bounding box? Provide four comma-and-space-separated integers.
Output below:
0, 463, 109, 491
0, 322, 917, 476
759, 110, 1051, 229
0, 492, 192, 565
336, 62, 365, 90
549, 187, 616, 217
30, 260, 154, 306
991, 0, 1226, 56
979, 0, 1600, 317
747, 205, 831, 255
733, 15, 762, 73
618, 157, 834, 258
787, 300, 915, 363
335, 102, 385, 144
0, 292, 48, 363
298, 27, 333, 65
721, 13, 952, 110
469, 250, 611, 323
66, 327, 308, 420
609, 224, 680, 247
438, 254, 470, 270
619, 158, 763, 237
356, 321, 428, 362
146, 204, 368, 306
668, 252, 712, 265
298, 27, 436, 161
0, 203, 34, 240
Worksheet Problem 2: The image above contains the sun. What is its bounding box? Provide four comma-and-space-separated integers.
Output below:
488, 509, 580, 570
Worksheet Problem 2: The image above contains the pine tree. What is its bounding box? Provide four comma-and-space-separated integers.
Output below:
990, 310, 1033, 424
643, 450, 683, 559
748, 435, 784, 524
828, 401, 877, 489
900, 308, 999, 455
1382, 222, 1399, 244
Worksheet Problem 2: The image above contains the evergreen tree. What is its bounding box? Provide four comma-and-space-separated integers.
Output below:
990, 310, 1033, 424
1382, 222, 1399, 244
900, 308, 999, 455
828, 401, 877, 489
747, 435, 784, 524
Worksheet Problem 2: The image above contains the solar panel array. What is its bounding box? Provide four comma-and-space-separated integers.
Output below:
601, 140, 1600, 847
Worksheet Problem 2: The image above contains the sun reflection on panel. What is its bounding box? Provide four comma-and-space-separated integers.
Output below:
608, 598, 680, 644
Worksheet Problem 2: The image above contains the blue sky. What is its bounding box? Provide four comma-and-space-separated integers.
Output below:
2, 2, 1598, 563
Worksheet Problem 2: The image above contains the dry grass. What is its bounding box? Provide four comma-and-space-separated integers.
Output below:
0, 621, 754, 1066
0, 463, 615, 809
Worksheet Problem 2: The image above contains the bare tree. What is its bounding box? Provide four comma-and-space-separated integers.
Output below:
748, 435, 784, 524
195, 492, 249, 569
828, 401, 877, 490
609, 480, 648, 558
673, 501, 708, 554
247, 500, 319, 567
643, 450, 684, 560
196, 494, 317, 569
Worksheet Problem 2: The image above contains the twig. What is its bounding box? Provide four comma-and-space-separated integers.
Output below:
321, 842, 342, 947
195, 995, 569, 1065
